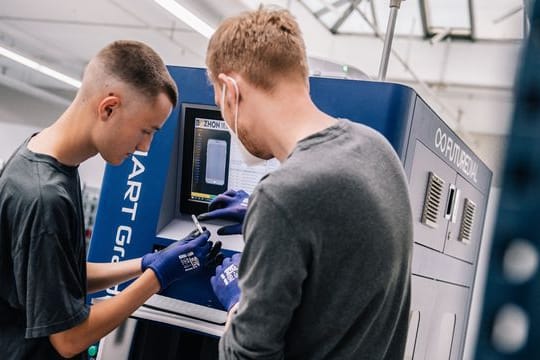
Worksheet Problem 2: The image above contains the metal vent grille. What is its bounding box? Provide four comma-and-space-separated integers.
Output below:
421, 172, 445, 229
459, 199, 476, 244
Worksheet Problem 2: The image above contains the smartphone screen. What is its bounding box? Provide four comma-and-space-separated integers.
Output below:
205, 139, 227, 186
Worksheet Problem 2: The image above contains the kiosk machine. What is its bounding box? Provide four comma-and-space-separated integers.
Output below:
88, 66, 492, 359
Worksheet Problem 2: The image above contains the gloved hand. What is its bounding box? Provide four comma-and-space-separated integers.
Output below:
211, 253, 242, 311
198, 189, 249, 235
141, 229, 213, 290
142, 229, 224, 272
206, 238, 225, 268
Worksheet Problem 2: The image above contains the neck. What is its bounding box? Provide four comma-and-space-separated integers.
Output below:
247, 82, 337, 162
28, 100, 97, 166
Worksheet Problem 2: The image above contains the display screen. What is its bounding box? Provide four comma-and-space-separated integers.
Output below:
191, 118, 230, 202
179, 104, 279, 215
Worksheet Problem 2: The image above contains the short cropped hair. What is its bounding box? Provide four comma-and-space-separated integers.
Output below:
206, 7, 309, 91
96, 40, 178, 107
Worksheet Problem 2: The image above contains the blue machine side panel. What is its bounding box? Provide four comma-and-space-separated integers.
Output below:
309, 77, 415, 158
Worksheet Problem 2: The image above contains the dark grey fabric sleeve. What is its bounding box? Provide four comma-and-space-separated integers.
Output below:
219, 188, 310, 360
11, 193, 89, 338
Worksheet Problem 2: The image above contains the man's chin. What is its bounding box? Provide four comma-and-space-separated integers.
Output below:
107, 156, 128, 166
105, 154, 133, 166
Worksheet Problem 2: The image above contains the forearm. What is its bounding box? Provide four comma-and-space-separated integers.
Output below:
50, 269, 159, 358
87, 259, 142, 293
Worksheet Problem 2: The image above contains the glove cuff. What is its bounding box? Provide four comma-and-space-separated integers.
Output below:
227, 296, 240, 311
141, 253, 154, 272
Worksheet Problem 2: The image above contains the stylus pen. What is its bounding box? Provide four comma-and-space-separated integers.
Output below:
191, 214, 204, 234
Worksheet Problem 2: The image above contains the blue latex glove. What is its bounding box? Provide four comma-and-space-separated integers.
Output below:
142, 229, 224, 272
141, 231, 225, 272
142, 229, 212, 290
210, 253, 242, 311
198, 189, 249, 235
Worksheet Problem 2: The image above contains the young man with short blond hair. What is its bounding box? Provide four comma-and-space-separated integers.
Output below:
205, 7, 413, 360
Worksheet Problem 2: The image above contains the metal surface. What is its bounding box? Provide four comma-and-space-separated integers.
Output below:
378, 0, 403, 80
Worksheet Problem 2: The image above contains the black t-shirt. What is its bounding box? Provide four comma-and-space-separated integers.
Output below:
0, 137, 89, 359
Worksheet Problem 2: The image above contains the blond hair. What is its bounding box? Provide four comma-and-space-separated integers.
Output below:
206, 7, 309, 90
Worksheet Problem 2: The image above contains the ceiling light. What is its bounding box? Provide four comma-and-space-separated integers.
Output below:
0, 45, 81, 88
154, 0, 214, 39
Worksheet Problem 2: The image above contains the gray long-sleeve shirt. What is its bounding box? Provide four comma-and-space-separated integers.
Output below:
220, 119, 413, 360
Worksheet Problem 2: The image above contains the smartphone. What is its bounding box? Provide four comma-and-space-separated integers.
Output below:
205, 139, 227, 186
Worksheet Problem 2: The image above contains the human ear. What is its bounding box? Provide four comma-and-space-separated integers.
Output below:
217, 73, 238, 109
98, 95, 120, 121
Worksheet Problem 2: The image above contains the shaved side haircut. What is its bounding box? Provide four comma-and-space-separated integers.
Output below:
95, 40, 178, 107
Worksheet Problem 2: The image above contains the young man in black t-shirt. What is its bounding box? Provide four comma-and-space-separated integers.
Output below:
0, 41, 215, 359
